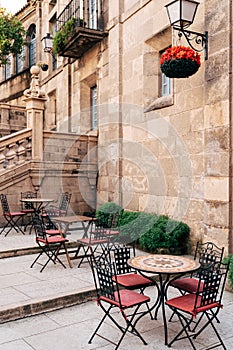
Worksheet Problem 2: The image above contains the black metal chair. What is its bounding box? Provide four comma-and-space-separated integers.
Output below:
0, 193, 26, 236
44, 192, 71, 217
73, 221, 109, 267
166, 261, 229, 350
112, 245, 155, 293
170, 241, 224, 294
21, 191, 37, 234
89, 258, 151, 349
169, 241, 224, 324
30, 213, 69, 272
103, 211, 123, 249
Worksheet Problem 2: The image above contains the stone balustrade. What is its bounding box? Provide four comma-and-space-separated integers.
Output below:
0, 128, 32, 172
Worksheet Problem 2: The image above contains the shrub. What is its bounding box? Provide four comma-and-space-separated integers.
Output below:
223, 254, 233, 289
139, 217, 189, 252
95, 202, 123, 228
94, 206, 190, 253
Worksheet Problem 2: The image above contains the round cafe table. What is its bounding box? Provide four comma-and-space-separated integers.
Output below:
128, 254, 200, 345
20, 198, 54, 214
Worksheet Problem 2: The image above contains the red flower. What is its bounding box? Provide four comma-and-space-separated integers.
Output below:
160, 46, 201, 66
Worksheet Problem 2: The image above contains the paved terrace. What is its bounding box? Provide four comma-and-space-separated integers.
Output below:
0, 226, 233, 349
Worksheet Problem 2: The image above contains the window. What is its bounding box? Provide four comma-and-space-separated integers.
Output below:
4, 57, 11, 80
91, 86, 98, 130
28, 24, 36, 67
160, 49, 172, 97
161, 72, 172, 96
50, 15, 57, 71
89, 0, 97, 29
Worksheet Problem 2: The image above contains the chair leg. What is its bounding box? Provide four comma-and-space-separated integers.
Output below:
89, 302, 148, 350
193, 311, 226, 350
31, 243, 67, 272
4, 216, 25, 236
0, 222, 9, 235
167, 311, 197, 350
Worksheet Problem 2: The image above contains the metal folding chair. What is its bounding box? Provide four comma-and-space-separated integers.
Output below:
21, 191, 37, 234
30, 213, 69, 272
112, 245, 155, 293
0, 193, 26, 236
73, 221, 109, 267
44, 192, 71, 217
166, 261, 229, 350
89, 258, 151, 349
169, 241, 224, 323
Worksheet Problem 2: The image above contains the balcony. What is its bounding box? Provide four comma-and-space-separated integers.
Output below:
55, 0, 107, 59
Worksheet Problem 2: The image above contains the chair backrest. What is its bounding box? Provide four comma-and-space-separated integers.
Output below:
59, 192, 71, 213
0, 194, 10, 213
195, 241, 224, 267
89, 222, 107, 241
113, 245, 136, 275
107, 209, 124, 228
90, 258, 120, 303
21, 191, 37, 210
194, 261, 229, 312
33, 213, 47, 242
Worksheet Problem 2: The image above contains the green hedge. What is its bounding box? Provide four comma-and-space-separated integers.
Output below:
95, 203, 190, 253
95, 202, 123, 228
223, 254, 233, 289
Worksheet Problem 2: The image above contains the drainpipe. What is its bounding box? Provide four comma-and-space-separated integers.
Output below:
229, 0, 233, 254
118, 0, 124, 207
68, 58, 72, 132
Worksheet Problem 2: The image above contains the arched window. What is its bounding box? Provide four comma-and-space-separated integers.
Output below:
27, 24, 36, 67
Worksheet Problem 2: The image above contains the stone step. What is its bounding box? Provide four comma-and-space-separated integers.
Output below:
0, 286, 96, 324
0, 241, 79, 259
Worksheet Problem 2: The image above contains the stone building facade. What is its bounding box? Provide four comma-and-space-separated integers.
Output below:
0, 0, 232, 254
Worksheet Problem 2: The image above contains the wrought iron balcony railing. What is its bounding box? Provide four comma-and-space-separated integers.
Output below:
56, 0, 104, 32
55, 0, 106, 58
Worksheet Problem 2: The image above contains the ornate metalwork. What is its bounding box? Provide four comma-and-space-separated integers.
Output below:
174, 26, 208, 60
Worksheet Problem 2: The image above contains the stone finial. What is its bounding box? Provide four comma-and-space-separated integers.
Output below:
24, 65, 47, 99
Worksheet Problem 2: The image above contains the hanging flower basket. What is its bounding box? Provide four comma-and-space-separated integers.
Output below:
37, 62, 49, 71
160, 46, 201, 78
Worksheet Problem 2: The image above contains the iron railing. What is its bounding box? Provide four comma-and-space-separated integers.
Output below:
56, 0, 104, 32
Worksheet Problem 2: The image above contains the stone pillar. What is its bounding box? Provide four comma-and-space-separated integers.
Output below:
23, 66, 47, 161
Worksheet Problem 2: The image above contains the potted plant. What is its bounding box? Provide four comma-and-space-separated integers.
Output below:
37, 62, 49, 71
53, 17, 86, 55
0, 8, 25, 66
160, 46, 201, 78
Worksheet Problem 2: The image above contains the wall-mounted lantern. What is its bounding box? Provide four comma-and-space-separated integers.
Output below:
41, 33, 53, 54
165, 0, 208, 60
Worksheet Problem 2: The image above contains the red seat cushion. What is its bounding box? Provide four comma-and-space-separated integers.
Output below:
100, 289, 150, 308
166, 293, 221, 317
37, 236, 68, 244
112, 273, 153, 288
77, 238, 108, 245
104, 230, 120, 236
22, 209, 35, 213
4, 211, 26, 217
171, 277, 205, 293
45, 229, 61, 235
